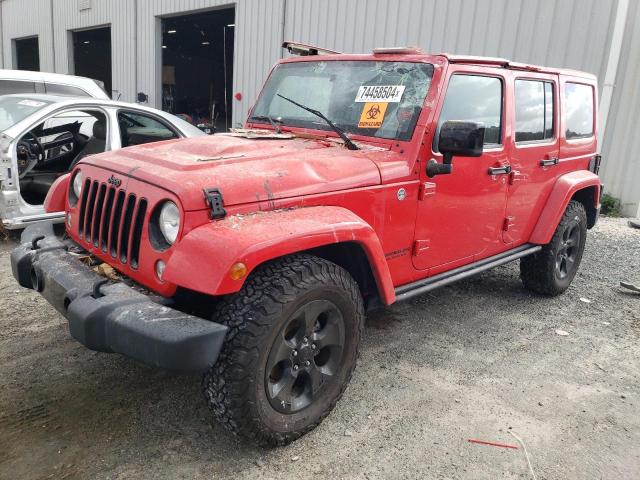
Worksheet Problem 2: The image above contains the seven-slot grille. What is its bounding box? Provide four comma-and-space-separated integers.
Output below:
77, 178, 148, 269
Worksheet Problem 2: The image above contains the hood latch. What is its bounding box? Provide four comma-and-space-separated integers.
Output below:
203, 188, 226, 219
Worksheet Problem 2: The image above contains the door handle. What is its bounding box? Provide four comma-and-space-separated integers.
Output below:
488, 165, 512, 175
540, 157, 559, 167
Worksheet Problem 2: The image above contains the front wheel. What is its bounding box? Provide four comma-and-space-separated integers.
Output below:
202, 254, 364, 446
520, 200, 588, 295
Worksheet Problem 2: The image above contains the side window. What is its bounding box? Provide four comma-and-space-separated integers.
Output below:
436, 74, 503, 148
515, 79, 554, 143
117, 111, 179, 147
564, 83, 594, 139
0, 79, 37, 94
45, 83, 91, 97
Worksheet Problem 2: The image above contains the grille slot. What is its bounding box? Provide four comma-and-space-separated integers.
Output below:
119, 195, 136, 263
83, 181, 98, 241
130, 200, 148, 269
91, 184, 106, 246
100, 187, 116, 252
109, 191, 126, 258
77, 178, 147, 269
78, 178, 91, 238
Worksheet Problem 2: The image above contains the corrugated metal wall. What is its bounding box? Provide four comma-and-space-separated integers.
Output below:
52, 0, 137, 101
136, 0, 284, 127
0, 0, 638, 214
0, 0, 54, 71
283, 0, 617, 83
599, 0, 640, 217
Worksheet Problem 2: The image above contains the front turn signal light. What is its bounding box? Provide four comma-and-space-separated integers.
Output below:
229, 262, 248, 281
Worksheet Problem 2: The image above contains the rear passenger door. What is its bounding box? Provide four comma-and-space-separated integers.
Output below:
503, 74, 560, 244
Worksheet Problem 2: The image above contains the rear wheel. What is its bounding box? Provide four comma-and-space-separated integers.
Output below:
520, 200, 587, 295
202, 254, 364, 446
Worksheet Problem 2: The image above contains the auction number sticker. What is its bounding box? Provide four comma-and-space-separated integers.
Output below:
358, 102, 388, 129
18, 99, 46, 107
355, 85, 405, 103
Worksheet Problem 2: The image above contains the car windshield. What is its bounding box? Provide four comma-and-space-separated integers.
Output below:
0, 96, 55, 131
251, 60, 434, 141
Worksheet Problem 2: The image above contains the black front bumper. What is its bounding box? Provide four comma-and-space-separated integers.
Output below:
10, 222, 227, 372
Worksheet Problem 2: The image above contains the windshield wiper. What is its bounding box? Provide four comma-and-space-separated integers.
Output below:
249, 114, 283, 134
276, 94, 358, 150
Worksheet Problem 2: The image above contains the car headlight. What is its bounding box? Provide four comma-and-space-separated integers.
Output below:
72, 171, 83, 198
158, 201, 180, 245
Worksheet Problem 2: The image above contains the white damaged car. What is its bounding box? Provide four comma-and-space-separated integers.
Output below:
0, 94, 204, 230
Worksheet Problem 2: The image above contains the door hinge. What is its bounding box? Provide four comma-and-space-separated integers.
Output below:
413, 239, 430, 256
418, 182, 436, 200
503, 216, 515, 231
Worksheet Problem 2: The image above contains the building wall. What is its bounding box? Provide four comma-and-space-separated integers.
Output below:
599, 0, 640, 217
136, 0, 284, 127
52, 0, 136, 101
0, 0, 638, 214
0, 0, 54, 71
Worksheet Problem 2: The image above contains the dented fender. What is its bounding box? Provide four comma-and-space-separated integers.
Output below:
164, 206, 396, 304
529, 170, 601, 245
44, 173, 70, 213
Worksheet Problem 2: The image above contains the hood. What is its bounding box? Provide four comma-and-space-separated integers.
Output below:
82, 134, 388, 211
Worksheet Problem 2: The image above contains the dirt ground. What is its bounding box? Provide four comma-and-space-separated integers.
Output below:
0, 217, 638, 480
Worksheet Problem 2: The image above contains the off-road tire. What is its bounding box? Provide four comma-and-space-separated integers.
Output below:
202, 254, 364, 446
520, 200, 587, 295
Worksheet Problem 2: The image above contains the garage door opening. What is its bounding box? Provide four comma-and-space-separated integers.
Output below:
72, 27, 112, 96
14, 36, 40, 71
162, 7, 235, 132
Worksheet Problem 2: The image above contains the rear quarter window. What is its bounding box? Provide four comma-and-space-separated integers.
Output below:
564, 83, 594, 140
45, 83, 91, 97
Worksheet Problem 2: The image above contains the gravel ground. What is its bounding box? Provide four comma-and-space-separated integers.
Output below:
0, 217, 638, 480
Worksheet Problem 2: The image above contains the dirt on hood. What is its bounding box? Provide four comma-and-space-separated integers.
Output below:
80, 134, 392, 211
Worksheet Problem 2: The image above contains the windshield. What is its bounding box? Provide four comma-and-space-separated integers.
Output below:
0, 96, 55, 131
251, 61, 434, 141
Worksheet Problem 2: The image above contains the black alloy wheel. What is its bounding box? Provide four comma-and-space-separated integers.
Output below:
555, 219, 582, 279
265, 299, 345, 414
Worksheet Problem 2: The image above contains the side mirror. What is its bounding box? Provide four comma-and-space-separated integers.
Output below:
427, 121, 485, 178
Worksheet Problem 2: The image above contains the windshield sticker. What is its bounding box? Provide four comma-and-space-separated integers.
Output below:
17, 99, 46, 107
358, 102, 388, 129
355, 85, 405, 103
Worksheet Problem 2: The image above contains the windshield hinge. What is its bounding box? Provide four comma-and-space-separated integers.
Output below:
203, 188, 226, 219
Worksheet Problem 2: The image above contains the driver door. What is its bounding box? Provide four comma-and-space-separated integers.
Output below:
17, 109, 109, 205
412, 69, 511, 273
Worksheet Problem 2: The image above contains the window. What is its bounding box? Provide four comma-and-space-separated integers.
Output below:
251, 61, 434, 141
117, 111, 178, 147
515, 80, 554, 143
45, 83, 91, 97
0, 79, 38, 95
0, 95, 54, 130
436, 75, 502, 147
565, 83, 594, 139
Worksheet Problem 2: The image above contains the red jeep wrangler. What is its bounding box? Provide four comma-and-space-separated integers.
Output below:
11, 44, 601, 446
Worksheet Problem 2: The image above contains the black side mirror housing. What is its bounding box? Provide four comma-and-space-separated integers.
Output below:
427, 121, 485, 178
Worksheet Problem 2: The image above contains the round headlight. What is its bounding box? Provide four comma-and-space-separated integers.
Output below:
159, 201, 180, 245
72, 171, 83, 198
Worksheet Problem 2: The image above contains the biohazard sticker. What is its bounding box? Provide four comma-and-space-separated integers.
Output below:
358, 102, 388, 129
355, 85, 405, 103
